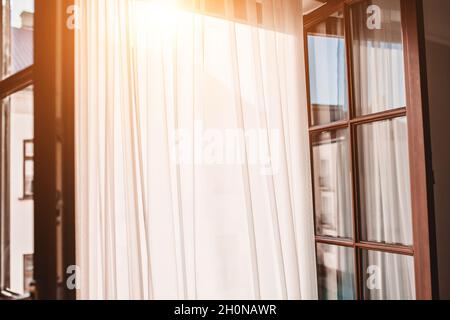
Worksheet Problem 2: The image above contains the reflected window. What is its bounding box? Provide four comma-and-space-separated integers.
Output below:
317, 244, 356, 300
23, 139, 34, 199
312, 129, 353, 239
307, 10, 348, 126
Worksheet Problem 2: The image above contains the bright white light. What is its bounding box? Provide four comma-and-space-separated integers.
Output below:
134, 0, 179, 30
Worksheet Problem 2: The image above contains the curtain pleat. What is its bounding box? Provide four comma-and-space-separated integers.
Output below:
76, 0, 316, 300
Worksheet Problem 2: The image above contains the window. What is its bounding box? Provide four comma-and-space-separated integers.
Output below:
22, 139, 34, 199
305, 0, 433, 300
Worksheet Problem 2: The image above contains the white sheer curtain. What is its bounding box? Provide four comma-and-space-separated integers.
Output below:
358, 118, 413, 246
75, 0, 316, 300
351, 0, 406, 116
358, 119, 416, 300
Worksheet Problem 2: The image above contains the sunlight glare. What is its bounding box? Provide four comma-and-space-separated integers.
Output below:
135, 0, 179, 30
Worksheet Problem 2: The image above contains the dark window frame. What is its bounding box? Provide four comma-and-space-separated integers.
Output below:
33, 0, 76, 300
304, 0, 437, 300
0, 0, 77, 301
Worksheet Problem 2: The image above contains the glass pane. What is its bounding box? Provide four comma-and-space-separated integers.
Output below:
312, 129, 352, 239
24, 140, 33, 157
0, 85, 34, 296
2, 0, 34, 78
350, 0, 406, 116
307, 10, 348, 126
357, 117, 413, 246
361, 250, 416, 300
24, 160, 34, 197
317, 244, 356, 300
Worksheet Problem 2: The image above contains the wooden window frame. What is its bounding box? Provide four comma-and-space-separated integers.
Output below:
304, 0, 437, 300
33, 0, 76, 300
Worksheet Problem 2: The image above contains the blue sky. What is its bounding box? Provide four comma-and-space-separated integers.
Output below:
308, 35, 347, 107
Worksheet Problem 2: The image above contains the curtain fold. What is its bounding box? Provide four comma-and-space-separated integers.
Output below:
76, 0, 316, 300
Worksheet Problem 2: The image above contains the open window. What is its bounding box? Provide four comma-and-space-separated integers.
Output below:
0, 0, 439, 301
304, 0, 436, 300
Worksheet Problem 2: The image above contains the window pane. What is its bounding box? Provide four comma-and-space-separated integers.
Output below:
361, 250, 415, 300
2, 0, 34, 78
24, 140, 33, 157
357, 117, 413, 246
24, 159, 34, 197
317, 244, 356, 300
307, 10, 348, 126
350, 0, 406, 116
0, 85, 34, 295
312, 129, 352, 239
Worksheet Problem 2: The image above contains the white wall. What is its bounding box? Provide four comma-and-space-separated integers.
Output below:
8, 90, 33, 295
